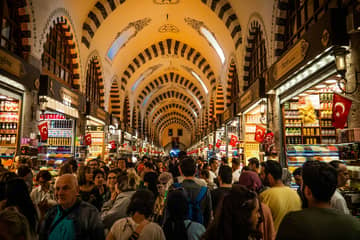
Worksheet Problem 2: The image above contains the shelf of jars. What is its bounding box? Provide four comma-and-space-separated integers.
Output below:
0, 99, 21, 167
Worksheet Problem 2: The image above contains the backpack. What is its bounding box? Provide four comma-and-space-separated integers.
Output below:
173, 182, 207, 225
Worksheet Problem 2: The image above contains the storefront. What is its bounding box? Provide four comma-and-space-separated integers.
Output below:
85, 102, 109, 161
239, 78, 267, 165
223, 107, 240, 162
0, 48, 39, 168
38, 75, 84, 168
266, 9, 348, 170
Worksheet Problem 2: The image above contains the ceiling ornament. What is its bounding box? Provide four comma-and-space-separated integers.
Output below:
153, 0, 180, 4
158, 24, 179, 33
130, 17, 152, 32
184, 17, 203, 31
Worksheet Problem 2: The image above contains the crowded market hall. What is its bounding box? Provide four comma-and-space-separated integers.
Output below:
0, 0, 360, 239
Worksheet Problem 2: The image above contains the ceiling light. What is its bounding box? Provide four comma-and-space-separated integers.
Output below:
0, 96, 6, 99
299, 93, 307, 96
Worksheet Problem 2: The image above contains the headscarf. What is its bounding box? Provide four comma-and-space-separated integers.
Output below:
239, 170, 262, 192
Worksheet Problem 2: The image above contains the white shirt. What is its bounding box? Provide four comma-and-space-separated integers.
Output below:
110, 217, 165, 240
209, 170, 217, 183
330, 189, 350, 214
232, 168, 242, 183
30, 185, 56, 206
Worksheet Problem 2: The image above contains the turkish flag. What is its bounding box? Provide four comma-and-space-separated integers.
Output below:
216, 139, 221, 148
84, 134, 92, 146
110, 140, 116, 149
254, 125, 266, 143
209, 144, 213, 150
229, 135, 238, 147
38, 121, 48, 141
332, 94, 352, 129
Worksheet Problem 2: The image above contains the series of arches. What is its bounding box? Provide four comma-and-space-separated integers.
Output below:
8, 0, 314, 147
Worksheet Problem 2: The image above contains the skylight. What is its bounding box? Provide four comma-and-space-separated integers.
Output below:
191, 70, 208, 95
107, 27, 136, 61
131, 64, 162, 92
200, 26, 225, 64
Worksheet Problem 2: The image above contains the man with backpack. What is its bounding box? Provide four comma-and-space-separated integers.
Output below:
164, 157, 213, 227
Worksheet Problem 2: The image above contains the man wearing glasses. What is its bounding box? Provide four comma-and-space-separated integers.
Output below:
329, 160, 350, 214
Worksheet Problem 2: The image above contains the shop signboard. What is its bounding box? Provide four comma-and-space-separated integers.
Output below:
39, 75, 85, 113
0, 48, 40, 91
266, 9, 349, 92
86, 101, 109, 124
239, 78, 264, 112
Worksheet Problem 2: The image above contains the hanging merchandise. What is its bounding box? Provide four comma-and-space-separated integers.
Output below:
254, 125, 266, 143
298, 95, 318, 124
263, 132, 275, 155
85, 133, 92, 146
38, 121, 48, 141
229, 134, 238, 147
332, 94, 352, 129
216, 139, 221, 148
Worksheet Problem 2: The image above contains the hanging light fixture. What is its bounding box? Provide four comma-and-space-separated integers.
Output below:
333, 46, 359, 94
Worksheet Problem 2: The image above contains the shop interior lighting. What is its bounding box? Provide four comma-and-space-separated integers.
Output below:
325, 79, 338, 84
0, 75, 25, 91
0, 95, 6, 99
315, 84, 327, 89
243, 98, 266, 115
332, 46, 359, 94
276, 50, 336, 99
200, 26, 225, 64
86, 115, 105, 126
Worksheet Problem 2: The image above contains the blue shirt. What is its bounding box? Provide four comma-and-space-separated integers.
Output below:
49, 206, 76, 240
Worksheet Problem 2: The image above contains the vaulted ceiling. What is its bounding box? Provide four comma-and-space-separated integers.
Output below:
58, 0, 273, 148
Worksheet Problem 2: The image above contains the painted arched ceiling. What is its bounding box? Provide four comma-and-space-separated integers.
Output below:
75, 0, 245, 147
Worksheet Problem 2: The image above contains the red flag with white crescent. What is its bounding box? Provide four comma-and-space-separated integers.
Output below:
332, 93, 352, 129
85, 133, 92, 146
229, 135, 238, 147
254, 125, 266, 143
38, 121, 48, 141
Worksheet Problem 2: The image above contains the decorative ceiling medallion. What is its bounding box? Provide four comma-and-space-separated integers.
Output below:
184, 17, 203, 31
153, 0, 180, 4
158, 24, 179, 33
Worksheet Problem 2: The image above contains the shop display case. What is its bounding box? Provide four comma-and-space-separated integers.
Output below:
244, 105, 266, 163
283, 92, 338, 145
86, 125, 105, 160
37, 113, 74, 167
0, 98, 21, 168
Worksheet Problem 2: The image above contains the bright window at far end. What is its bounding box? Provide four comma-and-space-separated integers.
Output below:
107, 27, 136, 61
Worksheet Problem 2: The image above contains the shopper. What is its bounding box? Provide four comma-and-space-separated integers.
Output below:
0, 207, 32, 240
143, 171, 159, 199
259, 160, 301, 231
163, 189, 205, 240
209, 158, 219, 184
165, 157, 212, 227
78, 166, 100, 207
153, 172, 173, 224
17, 165, 33, 193
92, 169, 108, 210
100, 173, 137, 230
1, 177, 38, 238
117, 158, 127, 173
239, 170, 275, 240
88, 159, 100, 170
30, 170, 57, 217
293, 167, 307, 208
211, 165, 232, 212
104, 169, 121, 202
202, 185, 262, 240
107, 189, 165, 240
248, 158, 260, 173
277, 160, 360, 240
231, 157, 242, 183
40, 174, 105, 240
329, 160, 350, 214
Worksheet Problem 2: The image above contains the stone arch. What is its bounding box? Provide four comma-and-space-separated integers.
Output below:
82, 0, 242, 49
120, 39, 216, 91
85, 55, 105, 108
40, 12, 81, 90
109, 78, 121, 121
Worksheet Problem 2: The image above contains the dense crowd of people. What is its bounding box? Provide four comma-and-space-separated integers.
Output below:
0, 153, 359, 240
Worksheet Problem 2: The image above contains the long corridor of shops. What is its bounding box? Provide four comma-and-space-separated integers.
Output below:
0, 0, 360, 239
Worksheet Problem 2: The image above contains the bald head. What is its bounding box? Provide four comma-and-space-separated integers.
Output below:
55, 174, 79, 209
